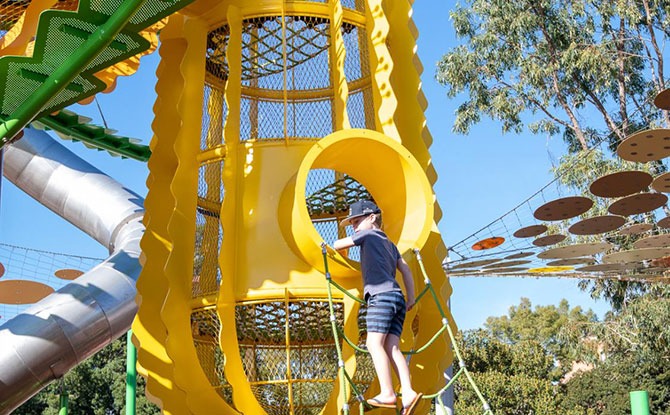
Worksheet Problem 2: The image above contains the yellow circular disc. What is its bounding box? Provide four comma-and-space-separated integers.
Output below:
528, 266, 574, 273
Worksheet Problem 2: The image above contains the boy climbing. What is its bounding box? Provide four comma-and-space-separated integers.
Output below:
333, 200, 423, 415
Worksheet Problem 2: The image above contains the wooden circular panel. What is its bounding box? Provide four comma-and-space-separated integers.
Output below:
528, 266, 574, 273
450, 259, 501, 270
472, 237, 505, 250
577, 263, 639, 272
0, 262, 4, 278
532, 234, 566, 247
537, 242, 613, 259
658, 217, 670, 229
650, 256, 670, 268
482, 260, 532, 268
651, 172, 670, 193
603, 248, 670, 263
608, 193, 667, 216
513, 225, 547, 238
54, 269, 84, 280
568, 215, 625, 235
653, 88, 670, 110
546, 257, 596, 266
504, 251, 535, 260
0, 280, 54, 304
633, 234, 670, 249
447, 269, 481, 276
589, 171, 652, 198
534, 197, 593, 221
617, 129, 670, 162
619, 223, 654, 235
482, 267, 529, 274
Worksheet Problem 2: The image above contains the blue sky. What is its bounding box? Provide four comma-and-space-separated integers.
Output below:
0, 0, 611, 329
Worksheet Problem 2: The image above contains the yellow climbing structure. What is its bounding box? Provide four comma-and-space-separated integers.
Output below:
132, 1, 454, 414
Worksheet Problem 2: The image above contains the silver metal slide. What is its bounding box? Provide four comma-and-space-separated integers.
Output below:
0, 128, 144, 414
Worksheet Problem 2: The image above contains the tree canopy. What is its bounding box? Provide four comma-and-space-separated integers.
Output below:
437, 0, 670, 151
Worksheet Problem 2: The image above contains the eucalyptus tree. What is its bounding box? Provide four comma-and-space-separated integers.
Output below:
437, 0, 670, 151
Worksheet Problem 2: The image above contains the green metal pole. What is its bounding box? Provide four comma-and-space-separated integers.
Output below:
126, 330, 137, 415
630, 390, 650, 415
59, 381, 68, 415
0, 0, 147, 145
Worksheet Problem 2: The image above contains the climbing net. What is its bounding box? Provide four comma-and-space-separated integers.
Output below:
0, 242, 102, 323
320, 244, 494, 415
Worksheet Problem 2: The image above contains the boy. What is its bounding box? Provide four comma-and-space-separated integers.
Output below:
333, 200, 423, 415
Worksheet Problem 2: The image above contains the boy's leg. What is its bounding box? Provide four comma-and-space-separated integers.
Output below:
383, 334, 419, 407
366, 332, 396, 403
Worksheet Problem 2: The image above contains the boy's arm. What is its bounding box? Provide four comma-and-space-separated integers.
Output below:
397, 256, 416, 310
333, 237, 355, 251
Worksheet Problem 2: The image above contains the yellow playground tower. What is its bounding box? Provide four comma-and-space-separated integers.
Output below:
132, 0, 453, 413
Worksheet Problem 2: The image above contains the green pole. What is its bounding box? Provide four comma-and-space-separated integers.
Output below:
0, 0, 147, 145
59, 381, 68, 415
630, 390, 649, 415
126, 330, 137, 415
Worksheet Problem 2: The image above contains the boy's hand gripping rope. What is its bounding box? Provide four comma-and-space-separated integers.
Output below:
320, 243, 494, 414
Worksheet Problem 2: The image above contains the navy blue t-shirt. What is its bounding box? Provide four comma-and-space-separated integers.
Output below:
351, 229, 402, 298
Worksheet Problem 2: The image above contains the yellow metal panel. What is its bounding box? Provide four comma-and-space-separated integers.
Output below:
132, 14, 190, 415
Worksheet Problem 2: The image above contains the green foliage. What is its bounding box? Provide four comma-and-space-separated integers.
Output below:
562, 284, 670, 413
454, 293, 670, 414
437, 0, 670, 149
14, 335, 160, 415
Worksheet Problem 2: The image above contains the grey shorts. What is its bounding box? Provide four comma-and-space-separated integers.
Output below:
366, 290, 406, 337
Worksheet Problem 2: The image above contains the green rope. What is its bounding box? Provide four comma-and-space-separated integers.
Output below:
320, 243, 495, 414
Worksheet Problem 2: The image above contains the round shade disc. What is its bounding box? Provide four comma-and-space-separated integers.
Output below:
633, 234, 670, 249
450, 259, 502, 270
447, 269, 481, 276
0, 280, 54, 304
482, 260, 532, 268
651, 172, 670, 193
482, 267, 529, 274
472, 237, 505, 250
653, 88, 670, 110
577, 263, 640, 272
532, 234, 566, 247
619, 223, 654, 235
504, 251, 535, 260
603, 248, 670, 263
528, 266, 574, 273
513, 224, 547, 238
534, 196, 593, 221
658, 217, 670, 229
537, 242, 613, 259
617, 129, 670, 162
589, 171, 652, 198
54, 269, 84, 280
608, 193, 667, 216
568, 215, 625, 235
546, 257, 596, 266
0, 262, 4, 278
